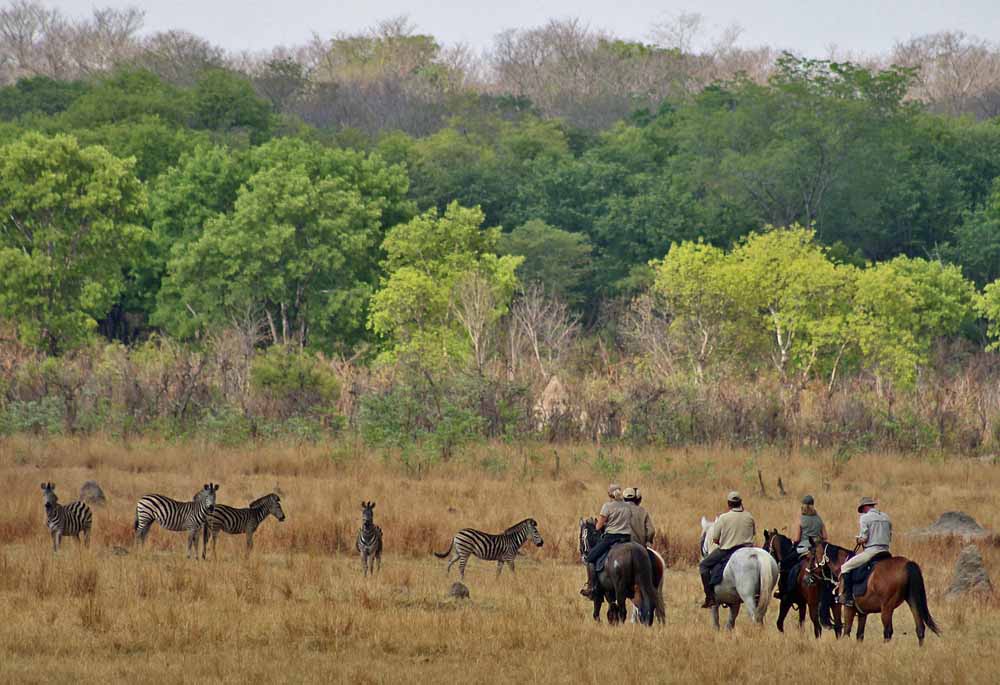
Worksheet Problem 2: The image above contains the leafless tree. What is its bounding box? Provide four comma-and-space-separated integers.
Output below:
135, 29, 224, 86
893, 32, 1000, 119
509, 283, 579, 380
450, 271, 497, 374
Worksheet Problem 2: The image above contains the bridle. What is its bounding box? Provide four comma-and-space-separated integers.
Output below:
811, 541, 859, 583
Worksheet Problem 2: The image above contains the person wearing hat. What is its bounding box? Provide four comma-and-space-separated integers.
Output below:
699, 491, 756, 608
623, 487, 655, 547
837, 496, 892, 607
776, 495, 829, 599
580, 483, 633, 598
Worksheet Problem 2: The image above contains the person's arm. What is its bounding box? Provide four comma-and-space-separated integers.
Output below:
857, 516, 869, 544
596, 514, 608, 531
820, 523, 828, 541
711, 519, 721, 545
645, 514, 655, 546
792, 519, 803, 545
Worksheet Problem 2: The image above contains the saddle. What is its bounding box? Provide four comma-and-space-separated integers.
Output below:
709, 547, 741, 586
594, 539, 628, 573
850, 551, 892, 598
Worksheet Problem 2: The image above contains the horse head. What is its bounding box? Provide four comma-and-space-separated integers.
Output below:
699, 516, 716, 558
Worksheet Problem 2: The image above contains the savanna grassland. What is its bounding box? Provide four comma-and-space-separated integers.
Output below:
1, 436, 998, 684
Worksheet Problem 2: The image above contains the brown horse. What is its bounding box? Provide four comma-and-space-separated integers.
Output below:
764, 530, 841, 639
812, 540, 941, 645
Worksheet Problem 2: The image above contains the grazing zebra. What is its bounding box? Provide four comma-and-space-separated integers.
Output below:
356, 500, 383, 576
201, 492, 285, 559
434, 518, 543, 579
134, 483, 219, 558
40, 482, 92, 552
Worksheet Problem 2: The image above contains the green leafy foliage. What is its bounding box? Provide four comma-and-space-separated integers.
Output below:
0, 133, 148, 352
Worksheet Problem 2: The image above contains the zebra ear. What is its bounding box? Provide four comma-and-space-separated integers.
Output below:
41, 483, 47, 490
371, 502, 375, 509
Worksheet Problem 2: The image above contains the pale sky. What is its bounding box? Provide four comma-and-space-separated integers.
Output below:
45, 0, 1000, 56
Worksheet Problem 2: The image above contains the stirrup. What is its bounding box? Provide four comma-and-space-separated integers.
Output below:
700, 596, 716, 609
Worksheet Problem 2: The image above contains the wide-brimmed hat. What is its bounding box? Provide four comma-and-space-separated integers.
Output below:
727, 491, 742, 503
608, 483, 622, 498
623, 487, 638, 501
802, 495, 815, 505
857, 496, 878, 512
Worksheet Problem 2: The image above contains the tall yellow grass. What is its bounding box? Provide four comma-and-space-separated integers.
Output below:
1, 435, 998, 683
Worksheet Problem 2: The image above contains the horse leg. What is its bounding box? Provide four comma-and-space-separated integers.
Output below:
592, 594, 603, 623
831, 602, 843, 639
881, 605, 894, 643
807, 597, 822, 639
775, 597, 792, 632
906, 596, 927, 646
856, 613, 868, 642
711, 603, 721, 631
843, 606, 855, 639
727, 603, 740, 631
797, 601, 806, 631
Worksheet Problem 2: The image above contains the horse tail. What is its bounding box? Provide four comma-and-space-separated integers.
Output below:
649, 548, 667, 624
433, 540, 453, 559
905, 561, 941, 636
755, 551, 778, 620
637, 551, 658, 626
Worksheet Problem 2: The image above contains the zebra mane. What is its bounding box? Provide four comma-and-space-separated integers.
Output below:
504, 518, 535, 534
249, 493, 277, 509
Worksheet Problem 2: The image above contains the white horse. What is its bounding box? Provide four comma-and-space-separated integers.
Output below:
699, 516, 778, 630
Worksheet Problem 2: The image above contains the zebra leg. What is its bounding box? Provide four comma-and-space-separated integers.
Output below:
246, 532, 254, 558
187, 528, 199, 559
496, 560, 504, 577
361, 551, 368, 576
51, 530, 60, 553
458, 555, 468, 580
508, 558, 516, 574
446, 554, 459, 575
82, 528, 90, 549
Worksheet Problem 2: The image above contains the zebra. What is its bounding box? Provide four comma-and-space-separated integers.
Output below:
134, 483, 219, 558
434, 518, 543, 579
356, 500, 383, 576
40, 482, 92, 552
201, 492, 285, 559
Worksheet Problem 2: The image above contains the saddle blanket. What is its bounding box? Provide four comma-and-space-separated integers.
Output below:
709, 547, 740, 586
595, 542, 658, 575
851, 551, 892, 598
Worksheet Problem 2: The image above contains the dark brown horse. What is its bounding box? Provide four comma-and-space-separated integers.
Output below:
764, 530, 842, 639
812, 540, 941, 645
579, 518, 659, 626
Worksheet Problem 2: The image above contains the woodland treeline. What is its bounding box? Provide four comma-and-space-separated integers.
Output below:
5, 2, 1000, 459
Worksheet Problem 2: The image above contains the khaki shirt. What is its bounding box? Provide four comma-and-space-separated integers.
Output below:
712, 507, 756, 550
599, 500, 633, 535
626, 502, 655, 545
858, 508, 891, 549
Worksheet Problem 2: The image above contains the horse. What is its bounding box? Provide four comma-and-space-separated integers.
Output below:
811, 539, 941, 645
699, 516, 778, 630
579, 518, 660, 626
763, 529, 841, 638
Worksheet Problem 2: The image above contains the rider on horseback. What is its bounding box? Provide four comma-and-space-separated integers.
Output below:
776, 494, 827, 599
837, 496, 891, 607
699, 491, 756, 608
580, 483, 633, 598
623, 487, 655, 546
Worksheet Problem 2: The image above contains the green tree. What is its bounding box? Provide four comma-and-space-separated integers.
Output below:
191, 69, 275, 143
948, 178, 1000, 286
0, 133, 147, 352
154, 139, 410, 350
369, 202, 522, 365
499, 220, 593, 306
853, 256, 977, 385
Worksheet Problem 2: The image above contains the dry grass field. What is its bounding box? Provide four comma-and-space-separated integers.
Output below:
1, 435, 999, 684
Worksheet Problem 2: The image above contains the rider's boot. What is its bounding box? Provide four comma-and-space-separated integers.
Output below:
580, 563, 597, 598
837, 573, 854, 607
699, 567, 716, 608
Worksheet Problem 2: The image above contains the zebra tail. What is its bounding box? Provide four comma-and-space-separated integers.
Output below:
433, 540, 453, 558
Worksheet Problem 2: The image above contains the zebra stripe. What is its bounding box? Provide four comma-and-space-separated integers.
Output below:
41, 482, 92, 552
356, 500, 383, 576
434, 518, 543, 579
134, 483, 219, 558
201, 493, 285, 558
